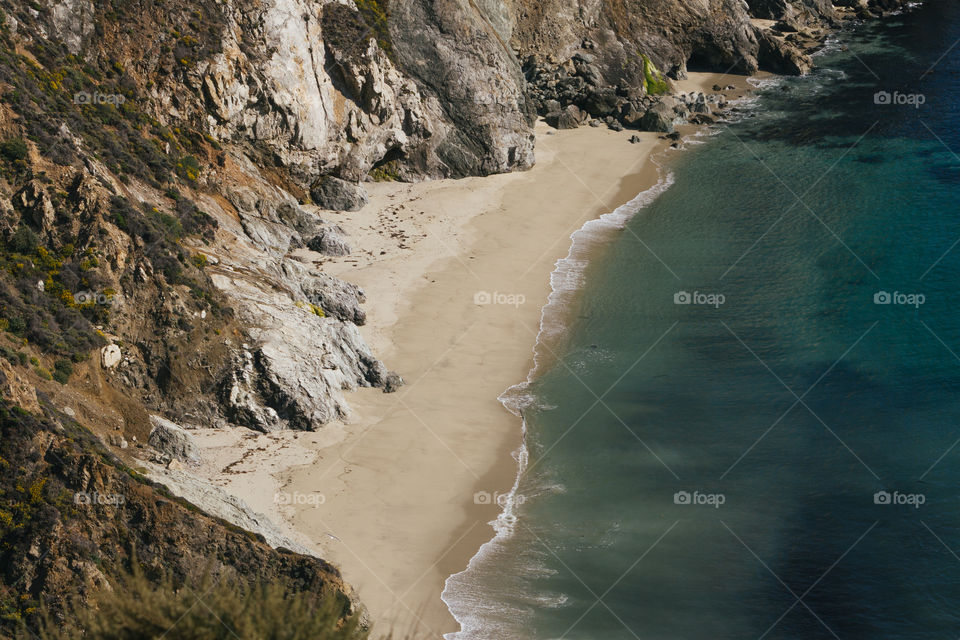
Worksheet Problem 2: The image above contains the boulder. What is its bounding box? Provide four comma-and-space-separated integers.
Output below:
310, 177, 369, 212
621, 102, 644, 126
101, 344, 121, 369
757, 30, 812, 75
640, 102, 676, 133
148, 415, 201, 464
307, 227, 352, 256
556, 105, 584, 129
583, 88, 621, 117
383, 372, 404, 393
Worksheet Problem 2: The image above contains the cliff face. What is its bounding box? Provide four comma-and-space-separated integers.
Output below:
0, 399, 356, 633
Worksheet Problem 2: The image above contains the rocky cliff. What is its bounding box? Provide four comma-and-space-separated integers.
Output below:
0, 397, 357, 633
0, 0, 915, 634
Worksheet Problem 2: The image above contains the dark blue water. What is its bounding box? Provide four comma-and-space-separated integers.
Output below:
445, 2, 960, 638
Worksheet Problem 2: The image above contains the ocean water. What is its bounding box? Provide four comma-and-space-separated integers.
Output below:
443, 2, 960, 638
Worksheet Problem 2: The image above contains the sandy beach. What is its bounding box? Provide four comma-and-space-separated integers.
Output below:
187, 72, 753, 638
287, 120, 666, 637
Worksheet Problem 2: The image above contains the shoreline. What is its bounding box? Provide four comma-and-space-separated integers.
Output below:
286, 71, 756, 639
186, 71, 756, 639
287, 120, 670, 638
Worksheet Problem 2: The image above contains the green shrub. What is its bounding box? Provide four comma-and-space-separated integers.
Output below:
52, 358, 72, 384
0, 139, 27, 163
175, 154, 200, 181
354, 0, 392, 58
28, 567, 367, 640
8, 227, 38, 255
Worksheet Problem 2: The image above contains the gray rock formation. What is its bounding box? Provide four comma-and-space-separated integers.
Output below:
310, 177, 369, 212
307, 227, 352, 257
641, 102, 676, 134
149, 415, 202, 464
141, 462, 316, 556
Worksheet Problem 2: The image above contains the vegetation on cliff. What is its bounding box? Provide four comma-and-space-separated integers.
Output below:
0, 399, 356, 637
28, 567, 366, 640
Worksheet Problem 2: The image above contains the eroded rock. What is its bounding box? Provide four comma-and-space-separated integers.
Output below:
149, 415, 201, 464
310, 177, 369, 212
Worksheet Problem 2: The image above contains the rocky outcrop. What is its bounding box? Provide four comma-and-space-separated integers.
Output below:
0, 403, 355, 634
307, 226, 352, 257
142, 460, 315, 556
640, 102, 677, 133
148, 415, 202, 464
310, 176, 369, 212
190, 155, 391, 433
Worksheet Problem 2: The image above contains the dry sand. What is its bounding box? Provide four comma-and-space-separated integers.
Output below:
189, 72, 755, 639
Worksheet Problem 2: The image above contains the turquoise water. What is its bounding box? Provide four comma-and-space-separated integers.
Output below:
445, 2, 960, 638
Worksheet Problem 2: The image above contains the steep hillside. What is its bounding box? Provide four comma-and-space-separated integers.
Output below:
0, 396, 357, 635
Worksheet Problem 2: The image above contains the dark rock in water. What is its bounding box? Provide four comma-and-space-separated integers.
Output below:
757, 30, 812, 75
689, 95, 712, 114
307, 227, 352, 256
383, 372, 404, 393
666, 131, 682, 141
640, 102, 675, 133
689, 113, 717, 125
310, 176, 369, 212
